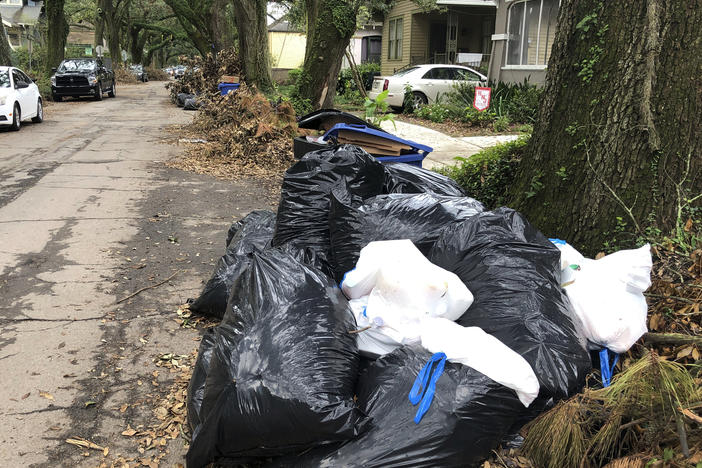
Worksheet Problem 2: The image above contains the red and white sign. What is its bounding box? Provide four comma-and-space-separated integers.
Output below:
473, 87, 492, 111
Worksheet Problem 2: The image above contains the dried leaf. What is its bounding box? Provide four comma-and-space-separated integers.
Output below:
119, 403, 128, 413
66, 437, 105, 451
21, 392, 30, 400
121, 425, 137, 437
39, 391, 54, 401
676, 345, 693, 359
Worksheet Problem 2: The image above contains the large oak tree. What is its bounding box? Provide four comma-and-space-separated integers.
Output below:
510, 0, 701, 254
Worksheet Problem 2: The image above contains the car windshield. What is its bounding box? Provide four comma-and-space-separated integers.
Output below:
58, 60, 97, 72
0, 70, 9, 88
392, 67, 419, 77
130, 65, 143, 71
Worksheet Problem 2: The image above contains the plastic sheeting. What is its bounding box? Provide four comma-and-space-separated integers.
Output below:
329, 192, 484, 282
429, 208, 591, 400
186, 249, 367, 467
382, 162, 467, 196
188, 211, 276, 320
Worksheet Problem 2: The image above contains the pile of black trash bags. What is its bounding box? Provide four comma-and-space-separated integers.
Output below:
186, 145, 592, 468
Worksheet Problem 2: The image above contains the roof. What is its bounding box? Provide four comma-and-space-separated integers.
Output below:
0, 4, 43, 27
268, 21, 303, 33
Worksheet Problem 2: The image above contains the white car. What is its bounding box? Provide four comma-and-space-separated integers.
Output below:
369, 64, 487, 110
0, 66, 43, 131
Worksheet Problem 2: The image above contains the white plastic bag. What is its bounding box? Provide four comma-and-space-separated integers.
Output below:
343, 240, 474, 357
420, 318, 540, 407
553, 242, 652, 353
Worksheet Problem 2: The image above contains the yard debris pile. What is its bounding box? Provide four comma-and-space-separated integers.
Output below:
165, 49, 241, 103
180, 145, 645, 468
114, 67, 138, 84
170, 84, 297, 178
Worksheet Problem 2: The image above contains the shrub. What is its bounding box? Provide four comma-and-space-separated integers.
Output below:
336, 62, 380, 95
414, 103, 453, 123
437, 134, 530, 209
287, 67, 302, 85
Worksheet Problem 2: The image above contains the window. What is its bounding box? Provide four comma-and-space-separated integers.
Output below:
388, 17, 403, 60
12, 69, 25, 88
506, 0, 559, 66
8, 33, 21, 47
454, 69, 482, 81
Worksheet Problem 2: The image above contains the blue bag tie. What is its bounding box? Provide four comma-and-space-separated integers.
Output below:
599, 348, 619, 387
408, 352, 447, 424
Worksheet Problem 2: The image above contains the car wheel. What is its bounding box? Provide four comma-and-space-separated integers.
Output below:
412, 91, 428, 108
108, 82, 116, 98
32, 99, 43, 123
94, 83, 103, 101
10, 103, 21, 131
52, 94, 62, 102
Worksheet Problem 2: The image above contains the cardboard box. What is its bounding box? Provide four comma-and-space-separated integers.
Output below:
220, 75, 240, 84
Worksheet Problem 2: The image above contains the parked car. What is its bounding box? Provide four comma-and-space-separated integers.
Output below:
50, 58, 116, 101
173, 65, 186, 78
129, 64, 148, 82
369, 64, 487, 110
0, 66, 43, 131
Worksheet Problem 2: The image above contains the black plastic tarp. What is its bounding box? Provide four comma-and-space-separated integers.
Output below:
268, 346, 524, 468
186, 249, 367, 467
329, 192, 484, 282
188, 210, 276, 320
429, 208, 590, 399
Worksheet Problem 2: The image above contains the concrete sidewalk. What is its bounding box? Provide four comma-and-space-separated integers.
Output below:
380, 120, 520, 170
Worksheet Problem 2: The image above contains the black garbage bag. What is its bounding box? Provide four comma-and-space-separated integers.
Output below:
183, 97, 201, 110
429, 208, 590, 399
188, 211, 276, 320
186, 249, 367, 467
225, 210, 276, 249
329, 192, 484, 282
271, 145, 385, 275
270, 346, 525, 468
383, 162, 467, 196
186, 329, 217, 431
176, 92, 194, 107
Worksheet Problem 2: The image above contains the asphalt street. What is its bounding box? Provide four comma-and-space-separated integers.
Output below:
0, 81, 277, 466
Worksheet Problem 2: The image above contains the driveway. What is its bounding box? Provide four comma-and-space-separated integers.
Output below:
0, 82, 277, 466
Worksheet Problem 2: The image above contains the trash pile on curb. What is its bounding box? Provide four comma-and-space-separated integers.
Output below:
182, 144, 654, 467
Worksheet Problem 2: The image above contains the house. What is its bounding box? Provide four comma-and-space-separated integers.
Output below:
379, 0, 496, 76
268, 20, 383, 83
487, 0, 559, 85
379, 0, 559, 85
0, 0, 42, 51
268, 21, 306, 81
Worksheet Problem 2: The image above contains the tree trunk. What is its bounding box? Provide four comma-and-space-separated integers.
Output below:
46, 0, 69, 71
0, 12, 13, 66
210, 0, 234, 52
231, 0, 272, 91
99, 0, 122, 65
509, 0, 702, 255
295, 0, 359, 109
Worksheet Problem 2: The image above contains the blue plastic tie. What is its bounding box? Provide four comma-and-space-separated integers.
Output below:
409, 352, 447, 424
599, 348, 619, 387
549, 238, 566, 246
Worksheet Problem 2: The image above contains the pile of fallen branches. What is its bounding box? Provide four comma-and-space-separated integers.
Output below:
166, 49, 241, 102
114, 67, 138, 84
168, 84, 297, 179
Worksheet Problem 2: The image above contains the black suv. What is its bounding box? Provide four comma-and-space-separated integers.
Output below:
51, 58, 116, 101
